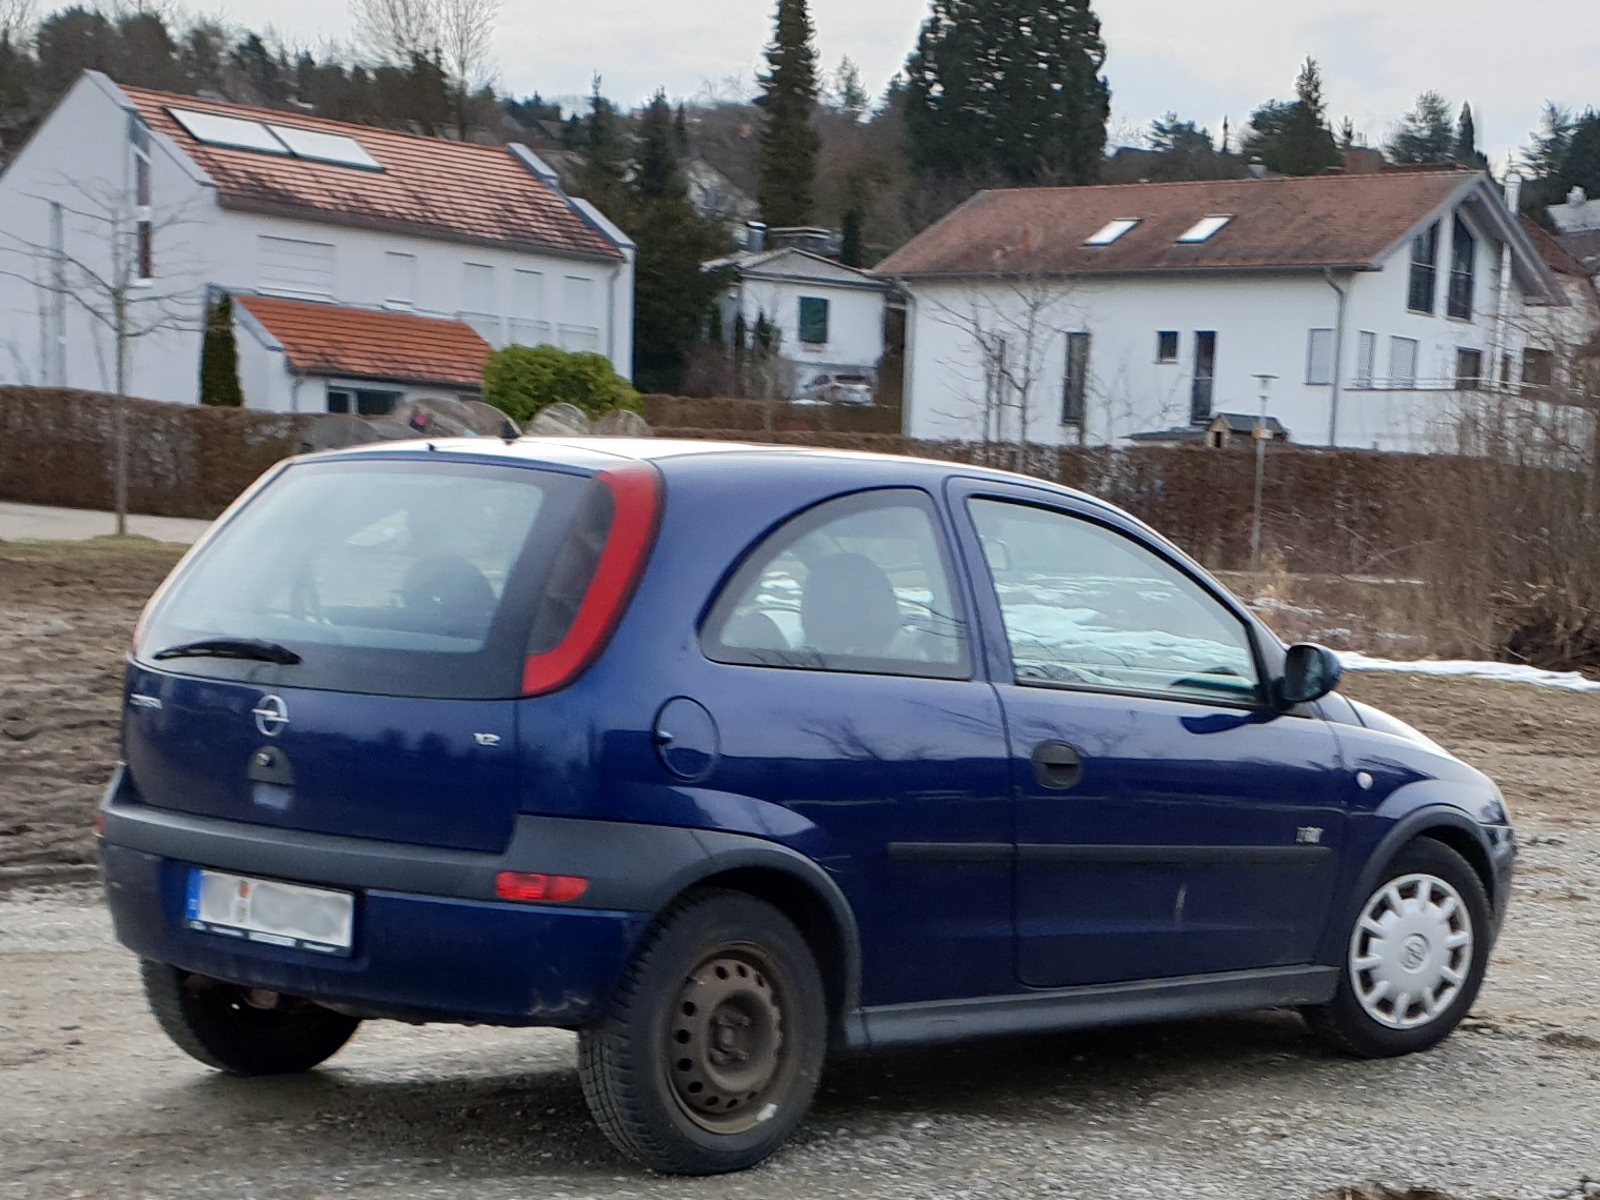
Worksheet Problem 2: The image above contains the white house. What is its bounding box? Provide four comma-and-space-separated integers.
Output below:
0, 71, 635, 413
876, 172, 1580, 453
706, 238, 892, 400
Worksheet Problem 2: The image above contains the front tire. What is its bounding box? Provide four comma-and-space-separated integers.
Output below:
578, 889, 827, 1174
141, 960, 361, 1075
1305, 839, 1490, 1058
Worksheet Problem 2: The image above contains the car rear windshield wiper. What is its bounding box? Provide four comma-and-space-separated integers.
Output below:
151, 638, 303, 665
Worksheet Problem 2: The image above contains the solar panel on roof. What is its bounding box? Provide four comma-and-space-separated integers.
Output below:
1177, 215, 1233, 243
168, 108, 289, 155
268, 125, 383, 171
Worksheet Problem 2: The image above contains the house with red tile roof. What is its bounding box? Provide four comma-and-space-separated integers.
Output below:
874, 172, 1583, 453
0, 71, 634, 414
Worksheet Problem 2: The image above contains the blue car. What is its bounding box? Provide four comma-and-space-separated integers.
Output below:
100, 439, 1515, 1174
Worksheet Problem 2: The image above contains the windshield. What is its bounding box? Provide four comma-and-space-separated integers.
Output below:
139, 457, 592, 699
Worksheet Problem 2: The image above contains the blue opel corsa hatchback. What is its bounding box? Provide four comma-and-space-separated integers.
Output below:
100, 439, 1515, 1174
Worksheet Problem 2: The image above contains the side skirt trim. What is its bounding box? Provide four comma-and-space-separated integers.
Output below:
850, 964, 1339, 1051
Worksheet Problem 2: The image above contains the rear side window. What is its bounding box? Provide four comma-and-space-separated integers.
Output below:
139, 458, 597, 699
702, 490, 970, 680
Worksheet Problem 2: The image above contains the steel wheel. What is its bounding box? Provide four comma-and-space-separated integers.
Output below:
1348, 871, 1474, 1030
666, 948, 786, 1134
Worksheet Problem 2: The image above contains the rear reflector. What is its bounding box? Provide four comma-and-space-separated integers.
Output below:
521, 463, 661, 696
93, 811, 107, 838
495, 872, 590, 903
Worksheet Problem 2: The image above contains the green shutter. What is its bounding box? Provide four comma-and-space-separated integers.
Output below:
799, 297, 829, 345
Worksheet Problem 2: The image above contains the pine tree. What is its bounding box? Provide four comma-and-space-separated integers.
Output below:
1387, 91, 1456, 164
757, 0, 821, 228
1243, 58, 1338, 176
199, 294, 243, 407
903, 0, 1110, 187
576, 75, 629, 212
840, 204, 864, 267
628, 92, 737, 393
1453, 102, 1488, 170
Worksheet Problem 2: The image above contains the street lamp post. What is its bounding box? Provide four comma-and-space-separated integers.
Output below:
1250, 373, 1277, 573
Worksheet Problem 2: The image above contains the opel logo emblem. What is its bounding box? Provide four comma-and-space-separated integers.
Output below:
252, 695, 290, 738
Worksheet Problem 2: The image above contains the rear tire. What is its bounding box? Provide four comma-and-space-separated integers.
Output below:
578, 889, 826, 1174
1305, 839, 1490, 1058
141, 960, 361, 1075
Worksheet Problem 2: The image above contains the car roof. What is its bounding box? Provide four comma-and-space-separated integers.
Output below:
311, 435, 1123, 519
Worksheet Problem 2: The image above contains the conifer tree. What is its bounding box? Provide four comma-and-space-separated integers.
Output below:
199, 294, 243, 407
1454, 102, 1488, 170
1244, 58, 1338, 176
756, 0, 821, 228
903, 0, 1109, 186
1387, 90, 1455, 165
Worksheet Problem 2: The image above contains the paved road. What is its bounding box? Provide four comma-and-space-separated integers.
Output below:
0, 501, 210, 545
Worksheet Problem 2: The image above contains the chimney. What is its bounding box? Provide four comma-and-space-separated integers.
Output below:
1570, 186, 1588, 207
1249, 155, 1267, 179
745, 221, 768, 253
1504, 172, 1522, 216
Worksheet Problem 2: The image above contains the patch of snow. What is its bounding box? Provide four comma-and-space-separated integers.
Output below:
1339, 652, 1600, 693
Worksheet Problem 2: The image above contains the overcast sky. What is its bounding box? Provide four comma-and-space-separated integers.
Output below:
204, 0, 1600, 169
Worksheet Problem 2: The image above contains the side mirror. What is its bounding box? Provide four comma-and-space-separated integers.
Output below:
1277, 643, 1342, 708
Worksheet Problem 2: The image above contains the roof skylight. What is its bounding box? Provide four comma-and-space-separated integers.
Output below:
168, 108, 289, 155
167, 108, 383, 172
1086, 218, 1140, 246
268, 125, 382, 170
1177, 215, 1233, 243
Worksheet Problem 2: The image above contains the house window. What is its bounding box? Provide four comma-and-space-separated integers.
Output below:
327, 388, 400, 416
799, 296, 830, 346
383, 252, 416, 308
1408, 222, 1438, 314
1455, 348, 1484, 390
1354, 331, 1376, 388
1305, 328, 1334, 385
1062, 332, 1090, 424
1156, 331, 1178, 363
258, 236, 335, 298
560, 275, 600, 353
1086, 218, 1139, 246
1389, 336, 1419, 388
460, 262, 499, 344
1448, 216, 1475, 321
136, 221, 153, 281
1522, 347, 1554, 395
510, 269, 551, 347
130, 115, 153, 280
1190, 331, 1216, 422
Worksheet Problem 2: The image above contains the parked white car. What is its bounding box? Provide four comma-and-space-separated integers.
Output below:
796, 373, 874, 406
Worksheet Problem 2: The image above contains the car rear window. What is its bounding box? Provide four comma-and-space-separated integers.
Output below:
138, 457, 598, 699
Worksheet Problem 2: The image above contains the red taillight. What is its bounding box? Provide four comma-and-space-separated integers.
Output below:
495, 871, 589, 903
93, 811, 107, 838
521, 463, 661, 696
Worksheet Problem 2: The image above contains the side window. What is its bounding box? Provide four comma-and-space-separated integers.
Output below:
969, 499, 1260, 704
703, 491, 969, 680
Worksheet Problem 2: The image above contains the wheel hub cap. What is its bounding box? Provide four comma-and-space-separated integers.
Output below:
1349, 872, 1473, 1030
667, 951, 784, 1133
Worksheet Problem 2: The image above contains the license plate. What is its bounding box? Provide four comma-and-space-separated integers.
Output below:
185, 869, 355, 956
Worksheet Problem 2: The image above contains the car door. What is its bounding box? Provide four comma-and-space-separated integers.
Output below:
697, 488, 1016, 1008
950, 480, 1347, 990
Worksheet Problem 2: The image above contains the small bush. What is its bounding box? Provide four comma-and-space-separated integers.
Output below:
483, 345, 641, 423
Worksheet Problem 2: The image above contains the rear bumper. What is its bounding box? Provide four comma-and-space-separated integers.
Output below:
96, 766, 696, 1026
101, 841, 647, 1024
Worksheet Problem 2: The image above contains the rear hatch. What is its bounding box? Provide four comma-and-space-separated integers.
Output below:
124, 452, 607, 854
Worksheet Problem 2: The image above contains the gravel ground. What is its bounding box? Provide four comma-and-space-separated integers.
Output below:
3, 542, 1600, 1199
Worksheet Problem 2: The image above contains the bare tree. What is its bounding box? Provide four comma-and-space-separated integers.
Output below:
0, 177, 202, 534
925, 275, 1088, 468
351, 0, 438, 64
0, 0, 36, 42
350, 0, 498, 136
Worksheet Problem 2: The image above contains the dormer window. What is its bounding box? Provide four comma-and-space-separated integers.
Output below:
166, 108, 383, 171
1086, 218, 1139, 246
1177, 215, 1232, 243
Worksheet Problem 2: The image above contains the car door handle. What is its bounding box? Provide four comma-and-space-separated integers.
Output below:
1031, 741, 1083, 791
